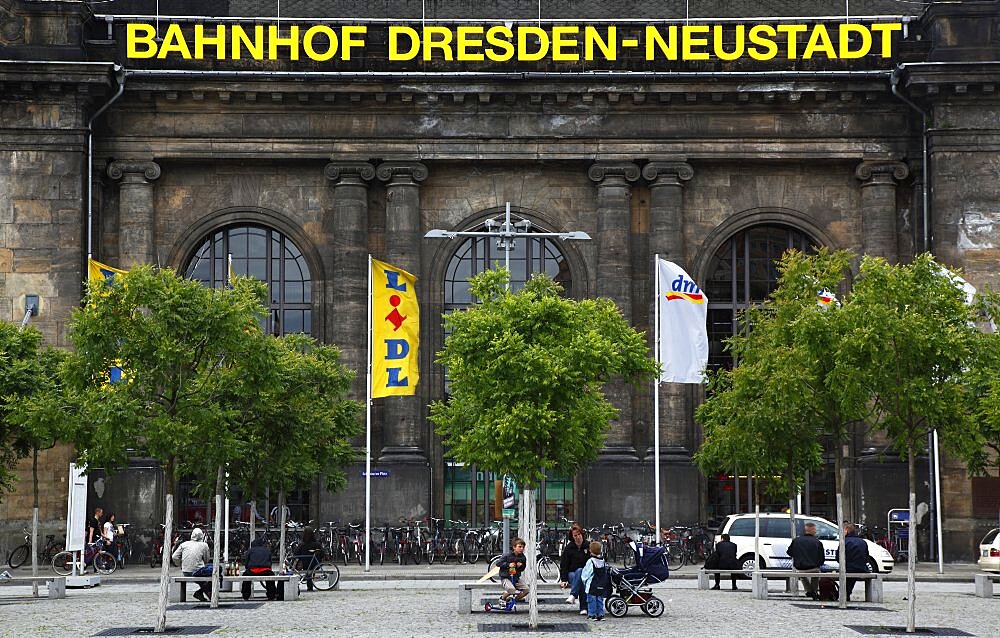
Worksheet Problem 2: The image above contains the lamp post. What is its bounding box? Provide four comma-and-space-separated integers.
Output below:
424, 201, 590, 547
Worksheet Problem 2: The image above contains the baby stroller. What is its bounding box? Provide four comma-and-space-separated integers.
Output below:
605, 542, 669, 618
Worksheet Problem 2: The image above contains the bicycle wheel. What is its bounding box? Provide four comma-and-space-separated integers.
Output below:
312, 563, 339, 591
51, 551, 75, 576
538, 556, 558, 583
356, 543, 364, 567
454, 538, 466, 564
411, 543, 423, 564
94, 551, 117, 575
7, 544, 29, 569
667, 546, 684, 570
487, 555, 503, 582
466, 538, 481, 564
425, 542, 436, 565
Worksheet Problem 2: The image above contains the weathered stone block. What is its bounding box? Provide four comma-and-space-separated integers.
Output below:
13, 199, 52, 223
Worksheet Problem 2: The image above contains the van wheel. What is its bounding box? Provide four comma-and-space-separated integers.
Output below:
866, 558, 878, 573
740, 554, 762, 574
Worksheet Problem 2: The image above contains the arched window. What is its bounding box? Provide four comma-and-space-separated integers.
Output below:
443, 213, 572, 317
183, 225, 311, 336
704, 224, 816, 371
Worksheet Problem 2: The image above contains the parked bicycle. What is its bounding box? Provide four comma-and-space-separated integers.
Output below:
51, 541, 116, 576
7, 528, 64, 569
283, 549, 339, 591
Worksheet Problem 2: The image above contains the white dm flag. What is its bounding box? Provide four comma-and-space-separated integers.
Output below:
657, 258, 709, 383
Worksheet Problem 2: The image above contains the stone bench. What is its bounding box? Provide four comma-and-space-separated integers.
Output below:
750, 570, 883, 603
697, 569, 750, 589
458, 581, 565, 613
0, 575, 66, 599
169, 575, 299, 603
974, 572, 1000, 598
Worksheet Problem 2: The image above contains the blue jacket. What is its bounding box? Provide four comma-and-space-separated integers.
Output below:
844, 531, 870, 572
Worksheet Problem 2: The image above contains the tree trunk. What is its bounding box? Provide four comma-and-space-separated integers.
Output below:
278, 490, 287, 572
31, 447, 39, 598
907, 443, 917, 633
211, 465, 223, 608
155, 456, 176, 634
837, 492, 846, 608
787, 470, 796, 540
249, 501, 257, 542
521, 486, 538, 629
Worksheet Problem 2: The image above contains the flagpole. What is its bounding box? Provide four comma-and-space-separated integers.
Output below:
653, 254, 662, 542
365, 254, 373, 573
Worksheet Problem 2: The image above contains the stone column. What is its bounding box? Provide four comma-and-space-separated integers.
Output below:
376, 161, 428, 462
855, 160, 909, 264
324, 161, 375, 400
588, 162, 639, 459
642, 161, 696, 460
107, 161, 161, 267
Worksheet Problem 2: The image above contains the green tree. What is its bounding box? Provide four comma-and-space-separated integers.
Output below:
696, 249, 854, 565
430, 269, 658, 627
64, 265, 270, 632
831, 253, 982, 633
1, 323, 69, 595
966, 290, 1000, 476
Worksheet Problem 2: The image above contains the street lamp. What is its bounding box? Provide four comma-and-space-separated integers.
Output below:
424, 202, 591, 546
425, 202, 591, 287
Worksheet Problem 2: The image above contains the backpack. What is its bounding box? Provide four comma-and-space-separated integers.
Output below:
588, 561, 612, 597
818, 578, 839, 601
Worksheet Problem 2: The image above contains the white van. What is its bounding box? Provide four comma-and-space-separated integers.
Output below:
719, 513, 895, 573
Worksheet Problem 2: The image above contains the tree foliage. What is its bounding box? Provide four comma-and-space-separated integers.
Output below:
430, 268, 658, 488
0, 324, 67, 499
695, 248, 854, 503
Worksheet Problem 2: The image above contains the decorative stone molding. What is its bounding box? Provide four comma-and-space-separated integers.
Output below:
324, 161, 375, 184
587, 162, 640, 183
107, 161, 161, 182
376, 161, 428, 183
854, 160, 909, 186
642, 161, 694, 185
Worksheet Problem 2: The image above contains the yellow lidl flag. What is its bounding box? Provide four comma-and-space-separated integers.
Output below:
88, 258, 127, 283
371, 258, 419, 398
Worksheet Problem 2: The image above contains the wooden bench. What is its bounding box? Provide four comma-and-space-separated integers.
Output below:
750, 570, 883, 603
0, 575, 66, 599
458, 581, 566, 613
169, 575, 299, 603
974, 572, 1000, 598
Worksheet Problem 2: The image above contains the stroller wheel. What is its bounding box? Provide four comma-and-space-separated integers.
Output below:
605, 595, 628, 618
484, 603, 493, 612
641, 596, 664, 618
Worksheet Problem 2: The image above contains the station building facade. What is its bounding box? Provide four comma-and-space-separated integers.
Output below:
2, 0, 999, 559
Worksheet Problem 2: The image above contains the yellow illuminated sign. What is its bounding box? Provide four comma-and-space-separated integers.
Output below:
126, 22, 903, 62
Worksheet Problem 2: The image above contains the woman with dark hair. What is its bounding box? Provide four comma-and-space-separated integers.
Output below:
558, 524, 590, 615
101, 512, 117, 545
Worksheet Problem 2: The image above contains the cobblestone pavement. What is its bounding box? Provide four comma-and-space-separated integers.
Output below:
0, 573, 994, 637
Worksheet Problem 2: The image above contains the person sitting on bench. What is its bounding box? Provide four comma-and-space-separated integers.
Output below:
706, 534, 741, 590
242, 537, 278, 601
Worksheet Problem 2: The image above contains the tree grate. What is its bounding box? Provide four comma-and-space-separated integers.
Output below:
479, 623, 590, 632
845, 626, 974, 636
93, 626, 222, 636
168, 602, 263, 610
791, 603, 892, 612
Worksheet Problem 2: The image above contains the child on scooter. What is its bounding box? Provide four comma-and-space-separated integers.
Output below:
499, 538, 529, 603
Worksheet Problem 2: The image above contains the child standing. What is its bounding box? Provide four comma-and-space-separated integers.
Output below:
581, 541, 611, 621
498, 538, 529, 603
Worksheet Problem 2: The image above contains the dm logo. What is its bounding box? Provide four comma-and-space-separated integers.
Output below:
665, 274, 705, 304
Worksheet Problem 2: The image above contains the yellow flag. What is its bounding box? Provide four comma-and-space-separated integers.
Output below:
88, 258, 127, 283
371, 258, 419, 398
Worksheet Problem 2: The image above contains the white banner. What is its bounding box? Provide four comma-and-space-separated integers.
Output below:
657, 258, 709, 383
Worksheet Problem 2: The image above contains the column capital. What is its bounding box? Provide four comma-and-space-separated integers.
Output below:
642, 161, 694, 185
107, 160, 161, 182
588, 162, 640, 184
376, 161, 428, 184
854, 160, 909, 186
324, 161, 376, 184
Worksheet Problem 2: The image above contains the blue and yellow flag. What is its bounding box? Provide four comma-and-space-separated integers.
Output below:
88, 258, 127, 283
371, 258, 419, 398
